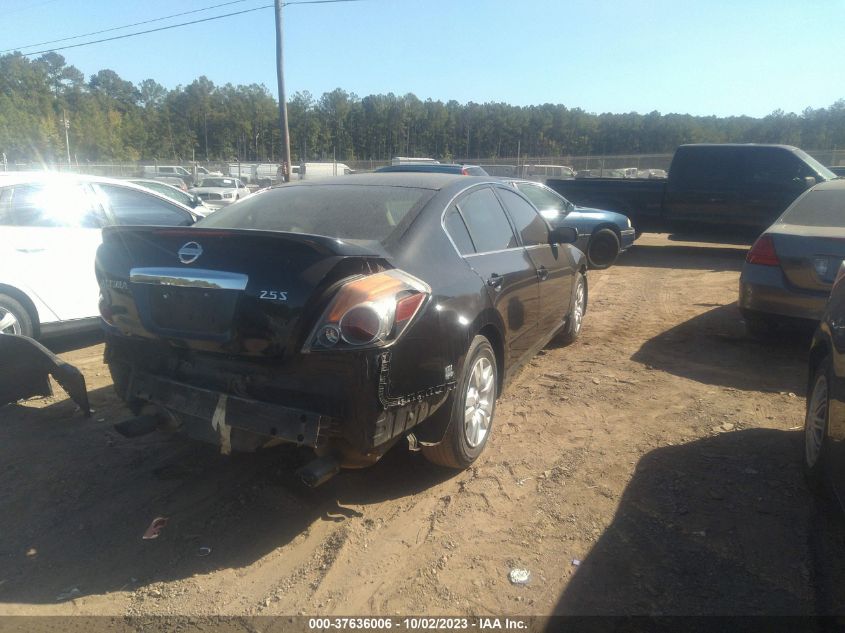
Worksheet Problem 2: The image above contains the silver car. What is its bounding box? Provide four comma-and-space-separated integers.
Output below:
739, 179, 845, 335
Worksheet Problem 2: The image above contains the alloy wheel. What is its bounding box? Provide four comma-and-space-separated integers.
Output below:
464, 356, 495, 448
805, 374, 828, 468
572, 278, 585, 335
0, 307, 21, 335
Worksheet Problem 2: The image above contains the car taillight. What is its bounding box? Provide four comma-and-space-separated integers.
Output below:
746, 234, 779, 266
461, 167, 469, 175
304, 269, 430, 352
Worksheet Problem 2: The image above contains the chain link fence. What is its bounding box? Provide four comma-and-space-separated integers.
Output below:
3, 149, 845, 181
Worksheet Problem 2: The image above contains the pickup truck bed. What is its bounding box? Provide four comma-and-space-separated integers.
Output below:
546, 178, 665, 231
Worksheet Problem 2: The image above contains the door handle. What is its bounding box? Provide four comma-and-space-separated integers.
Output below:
537, 266, 549, 281
487, 274, 503, 290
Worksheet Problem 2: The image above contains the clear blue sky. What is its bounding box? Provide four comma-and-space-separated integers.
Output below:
5, 0, 845, 117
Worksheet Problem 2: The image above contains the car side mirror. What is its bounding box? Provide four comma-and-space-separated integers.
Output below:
550, 226, 578, 244
191, 195, 202, 208
804, 176, 817, 189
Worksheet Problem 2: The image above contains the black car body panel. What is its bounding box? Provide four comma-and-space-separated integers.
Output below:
809, 280, 845, 510
96, 174, 586, 466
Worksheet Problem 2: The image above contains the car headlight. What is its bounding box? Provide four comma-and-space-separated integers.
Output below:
626, 217, 632, 228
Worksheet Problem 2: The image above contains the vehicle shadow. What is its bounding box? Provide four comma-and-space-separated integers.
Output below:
618, 243, 747, 272
552, 429, 845, 615
632, 303, 812, 394
0, 388, 456, 605
666, 228, 759, 246
41, 329, 103, 354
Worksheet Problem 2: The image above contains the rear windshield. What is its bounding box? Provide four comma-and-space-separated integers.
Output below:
196, 184, 434, 242
780, 189, 845, 227
199, 178, 237, 188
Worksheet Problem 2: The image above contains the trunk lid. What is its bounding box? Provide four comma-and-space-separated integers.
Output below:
770, 224, 845, 292
96, 226, 389, 357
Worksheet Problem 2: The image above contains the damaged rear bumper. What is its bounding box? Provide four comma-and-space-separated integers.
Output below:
105, 335, 454, 456
128, 371, 327, 451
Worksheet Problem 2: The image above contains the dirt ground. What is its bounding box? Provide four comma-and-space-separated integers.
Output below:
1, 232, 843, 618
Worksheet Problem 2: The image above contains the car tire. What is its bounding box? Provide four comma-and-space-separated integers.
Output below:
586, 228, 620, 269
0, 293, 34, 337
422, 335, 497, 469
557, 272, 587, 346
804, 355, 831, 495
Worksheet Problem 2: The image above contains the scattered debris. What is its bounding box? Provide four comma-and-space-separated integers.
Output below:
571, 559, 581, 567
25, 548, 37, 558
142, 517, 169, 540
743, 467, 759, 475
508, 568, 531, 585
692, 530, 707, 537
197, 546, 212, 557
720, 422, 735, 432
55, 587, 81, 602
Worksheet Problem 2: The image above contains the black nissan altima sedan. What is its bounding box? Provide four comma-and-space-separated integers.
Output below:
95, 173, 587, 483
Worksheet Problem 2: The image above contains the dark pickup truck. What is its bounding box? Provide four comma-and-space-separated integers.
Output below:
547, 144, 837, 233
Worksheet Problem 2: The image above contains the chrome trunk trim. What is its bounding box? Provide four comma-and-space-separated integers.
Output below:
129, 268, 248, 290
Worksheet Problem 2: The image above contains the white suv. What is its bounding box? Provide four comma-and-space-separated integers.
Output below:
0, 172, 197, 338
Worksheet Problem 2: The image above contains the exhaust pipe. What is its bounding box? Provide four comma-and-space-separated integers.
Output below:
113, 414, 161, 438
296, 455, 341, 488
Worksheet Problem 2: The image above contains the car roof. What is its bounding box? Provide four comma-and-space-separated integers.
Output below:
277, 172, 479, 190
677, 143, 801, 151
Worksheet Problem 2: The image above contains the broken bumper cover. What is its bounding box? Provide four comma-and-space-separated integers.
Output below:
0, 334, 90, 414
106, 336, 454, 454
129, 371, 325, 447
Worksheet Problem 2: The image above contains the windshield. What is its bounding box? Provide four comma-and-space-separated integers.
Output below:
196, 184, 435, 242
199, 178, 237, 188
780, 187, 845, 227
794, 149, 837, 181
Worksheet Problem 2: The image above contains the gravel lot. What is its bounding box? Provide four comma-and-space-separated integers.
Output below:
1, 233, 843, 617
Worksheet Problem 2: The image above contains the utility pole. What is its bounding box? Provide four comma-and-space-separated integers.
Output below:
274, 0, 292, 182
62, 111, 71, 165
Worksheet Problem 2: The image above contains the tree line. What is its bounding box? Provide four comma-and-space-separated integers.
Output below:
2, 51, 845, 165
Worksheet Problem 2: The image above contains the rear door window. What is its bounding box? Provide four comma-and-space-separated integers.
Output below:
96, 184, 194, 226
495, 188, 550, 247
2, 182, 105, 227
671, 147, 743, 190
456, 187, 518, 253
444, 206, 475, 255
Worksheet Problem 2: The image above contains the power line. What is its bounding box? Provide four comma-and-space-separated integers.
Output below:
3, 0, 258, 54
17, 0, 367, 57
